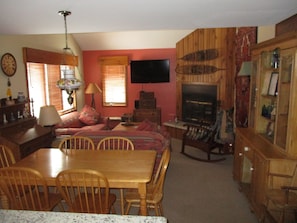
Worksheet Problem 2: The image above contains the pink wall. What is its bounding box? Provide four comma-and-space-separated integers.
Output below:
83, 48, 177, 123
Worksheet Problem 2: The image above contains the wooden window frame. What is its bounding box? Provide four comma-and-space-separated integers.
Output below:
23, 47, 78, 115
99, 56, 128, 107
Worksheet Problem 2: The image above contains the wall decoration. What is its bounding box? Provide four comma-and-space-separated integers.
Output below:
175, 64, 226, 75
178, 49, 219, 61
235, 27, 257, 127
1, 53, 17, 77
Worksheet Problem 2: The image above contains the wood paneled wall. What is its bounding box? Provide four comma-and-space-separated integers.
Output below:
176, 28, 236, 119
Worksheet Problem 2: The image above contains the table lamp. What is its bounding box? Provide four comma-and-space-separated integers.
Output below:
39, 105, 61, 136
238, 61, 252, 76
85, 83, 102, 109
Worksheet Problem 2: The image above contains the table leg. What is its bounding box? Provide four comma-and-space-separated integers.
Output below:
0, 189, 9, 209
138, 183, 147, 216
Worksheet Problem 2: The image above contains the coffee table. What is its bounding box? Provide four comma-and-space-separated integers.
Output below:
112, 122, 140, 131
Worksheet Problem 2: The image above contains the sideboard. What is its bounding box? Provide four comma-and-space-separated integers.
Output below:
0, 124, 53, 161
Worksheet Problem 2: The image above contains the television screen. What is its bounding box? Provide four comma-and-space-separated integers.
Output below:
130, 59, 170, 83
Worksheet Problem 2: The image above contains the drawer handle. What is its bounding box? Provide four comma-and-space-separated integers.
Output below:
250, 167, 254, 171
239, 152, 243, 156
244, 146, 249, 152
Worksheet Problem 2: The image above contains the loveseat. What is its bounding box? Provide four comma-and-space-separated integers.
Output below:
54, 105, 108, 136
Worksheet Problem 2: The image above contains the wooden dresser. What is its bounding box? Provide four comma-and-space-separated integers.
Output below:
133, 108, 161, 125
0, 100, 54, 161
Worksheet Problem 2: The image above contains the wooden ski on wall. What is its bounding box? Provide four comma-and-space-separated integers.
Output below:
178, 49, 219, 61
175, 65, 226, 75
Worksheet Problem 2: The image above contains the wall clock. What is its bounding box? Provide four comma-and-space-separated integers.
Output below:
1, 53, 17, 77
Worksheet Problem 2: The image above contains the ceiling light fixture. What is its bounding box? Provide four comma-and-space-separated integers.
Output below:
56, 10, 81, 105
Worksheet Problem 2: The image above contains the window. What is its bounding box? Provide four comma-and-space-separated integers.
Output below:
26, 63, 75, 117
23, 48, 78, 117
102, 65, 127, 106
99, 56, 128, 107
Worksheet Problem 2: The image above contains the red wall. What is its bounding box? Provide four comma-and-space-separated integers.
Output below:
83, 48, 177, 123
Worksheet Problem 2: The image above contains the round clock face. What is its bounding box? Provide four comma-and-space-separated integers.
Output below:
1, 53, 17, 77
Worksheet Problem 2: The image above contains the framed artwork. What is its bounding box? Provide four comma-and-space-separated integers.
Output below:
268, 72, 279, 96
261, 71, 271, 95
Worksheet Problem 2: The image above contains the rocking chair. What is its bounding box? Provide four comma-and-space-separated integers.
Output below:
181, 122, 226, 162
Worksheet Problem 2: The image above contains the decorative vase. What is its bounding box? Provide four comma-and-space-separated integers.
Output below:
17, 92, 26, 102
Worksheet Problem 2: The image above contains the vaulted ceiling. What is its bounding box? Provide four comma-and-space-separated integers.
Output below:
0, 0, 296, 50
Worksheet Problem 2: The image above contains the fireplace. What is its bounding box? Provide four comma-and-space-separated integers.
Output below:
182, 84, 217, 124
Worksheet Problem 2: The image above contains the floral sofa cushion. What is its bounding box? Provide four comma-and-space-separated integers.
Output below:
54, 108, 108, 136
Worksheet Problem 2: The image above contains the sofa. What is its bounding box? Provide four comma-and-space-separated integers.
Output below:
54, 105, 108, 136
75, 120, 171, 173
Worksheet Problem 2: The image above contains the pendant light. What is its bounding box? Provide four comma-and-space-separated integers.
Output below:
56, 10, 81, 105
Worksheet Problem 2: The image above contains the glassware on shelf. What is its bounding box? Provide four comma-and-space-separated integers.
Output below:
271, 48, 280, 69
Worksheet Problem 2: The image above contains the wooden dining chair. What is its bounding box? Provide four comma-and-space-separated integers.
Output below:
96, 136, 135, 151
0, 145, 16, 209
0, 167, 62, 211
0, 144, 16, 168
55, 168, 116, 214
96, 136, 135, 214
58, 136, 95, 154
124, 147, 171, 216
262, 164, 297, 223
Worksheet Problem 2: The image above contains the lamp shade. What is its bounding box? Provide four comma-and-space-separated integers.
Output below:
38, 105, 61, 126
85, 83, 102, 94
238, 61, 252, 76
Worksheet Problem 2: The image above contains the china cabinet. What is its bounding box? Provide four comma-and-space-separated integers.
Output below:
250, 32, 297, 157
233, 32, 297, 221
0, 100, 35, 132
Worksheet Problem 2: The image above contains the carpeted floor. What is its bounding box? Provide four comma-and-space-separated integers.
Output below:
162, 138, 258, 223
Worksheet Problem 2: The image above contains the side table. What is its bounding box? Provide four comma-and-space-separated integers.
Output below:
163, 121, 187, 140
0, 125, 53, 161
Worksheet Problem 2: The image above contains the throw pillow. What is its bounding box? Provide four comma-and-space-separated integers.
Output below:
55, 112, 84, 128
79, 105, 100, 125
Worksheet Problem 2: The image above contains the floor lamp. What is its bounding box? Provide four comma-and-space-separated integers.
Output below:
85, 83, 102, 109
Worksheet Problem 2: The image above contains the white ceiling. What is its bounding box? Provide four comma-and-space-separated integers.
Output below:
0, 0, 296, 50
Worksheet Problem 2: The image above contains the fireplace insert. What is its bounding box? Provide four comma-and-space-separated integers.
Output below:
182, 84, 217, 124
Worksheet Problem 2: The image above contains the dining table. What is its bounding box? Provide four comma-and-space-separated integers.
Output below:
9, 148, 157, 216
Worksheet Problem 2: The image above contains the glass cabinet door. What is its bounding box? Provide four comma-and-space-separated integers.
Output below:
248, 58, 258, 128
255, 50, 279, 143
275, 49, 293, 149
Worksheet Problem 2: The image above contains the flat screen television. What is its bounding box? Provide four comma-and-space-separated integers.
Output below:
130, 59, 170, 83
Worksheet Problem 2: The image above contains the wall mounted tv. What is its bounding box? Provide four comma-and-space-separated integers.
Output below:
130, 59, 170, 83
